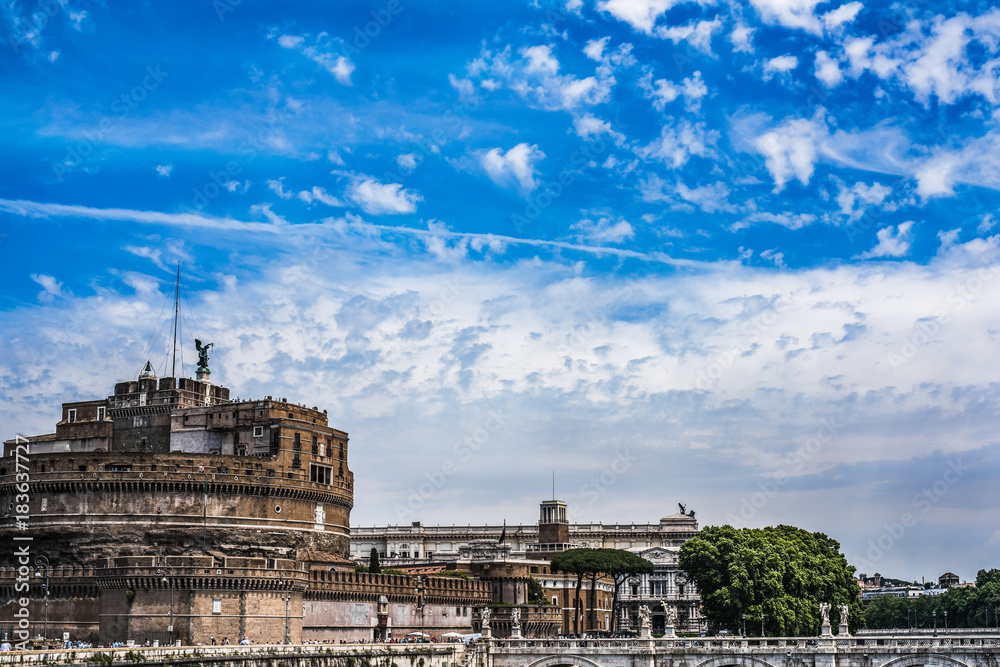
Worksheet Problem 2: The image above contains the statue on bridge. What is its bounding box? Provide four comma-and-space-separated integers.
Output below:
819, 602, 831, 626
838, 603, 849, 624
480, 607, 491, 631
638, 605, 652, 630
511, 608, 521, 631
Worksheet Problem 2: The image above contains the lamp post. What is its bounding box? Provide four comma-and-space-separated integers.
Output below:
760, 612, 764, 637
284, 590, 291, 644
742, 613, 746, 637
156, 563, 174, 646
34, 555, 50, 645
944, 610, 948, 632
416, 577, 426, 641
933, 610, 937, 636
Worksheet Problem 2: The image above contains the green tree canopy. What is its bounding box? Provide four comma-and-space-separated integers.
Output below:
678, 524, 861, 636
551, 548, 654, 634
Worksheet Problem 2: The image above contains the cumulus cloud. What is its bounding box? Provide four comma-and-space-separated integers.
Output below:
857, 221, 915, 258
597, 0, 675, 34
752, 110, 827, 191
730, 23, 756, 53
347, 177, 422, 215
814, 51, 843, 87
155, 164, 173, 177
267, 178, 294, 199
479, 143, 546, 193
762, 54, 799, 80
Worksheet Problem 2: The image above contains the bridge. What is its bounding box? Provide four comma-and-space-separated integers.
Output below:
3, 633, 998, 667
476, 633, 1000, 667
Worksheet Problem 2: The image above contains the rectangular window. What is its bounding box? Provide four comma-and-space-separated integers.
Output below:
553, 596, 558, 606
212, 598, 222, 614
294, 433, 301, 450
312, 436, 318, 455
97, 406, 106, 421
253, 426, 264, 438
310, 463, 332, 484
68, 409, 77, 423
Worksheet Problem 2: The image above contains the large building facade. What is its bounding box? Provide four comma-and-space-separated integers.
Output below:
351, 503, 703, 635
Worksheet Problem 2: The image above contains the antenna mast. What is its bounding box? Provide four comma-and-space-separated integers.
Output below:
171, 263, 180, 378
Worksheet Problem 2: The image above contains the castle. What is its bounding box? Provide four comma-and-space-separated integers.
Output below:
0, 352, 489, 646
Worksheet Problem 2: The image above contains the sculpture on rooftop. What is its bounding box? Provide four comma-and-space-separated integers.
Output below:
195, 339, 213, 372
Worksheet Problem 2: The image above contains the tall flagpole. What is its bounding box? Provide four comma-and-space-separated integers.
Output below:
170, 263, 180, 378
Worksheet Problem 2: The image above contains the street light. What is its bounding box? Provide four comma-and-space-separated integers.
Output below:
34, 555, 50, 645
944, 610, 948, 631
933, 610, 937, 636
415, 576, 426, 642
742, 613, 746, 637
760, 612, 764, 637
156, 562, 174, 646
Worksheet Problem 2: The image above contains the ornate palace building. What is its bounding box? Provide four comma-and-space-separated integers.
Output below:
351, 502, 703, 635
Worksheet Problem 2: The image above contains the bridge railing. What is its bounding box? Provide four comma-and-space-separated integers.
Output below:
489, 634, 1000, 651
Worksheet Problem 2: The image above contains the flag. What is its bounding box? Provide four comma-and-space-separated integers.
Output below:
498, 522, 506, 544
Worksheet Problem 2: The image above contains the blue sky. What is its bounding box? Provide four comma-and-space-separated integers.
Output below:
2, 0, 1000, 582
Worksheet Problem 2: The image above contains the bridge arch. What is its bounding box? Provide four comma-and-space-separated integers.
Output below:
694, 654, 782, 667
524, 654, 606, 667
879, 655, 972, 667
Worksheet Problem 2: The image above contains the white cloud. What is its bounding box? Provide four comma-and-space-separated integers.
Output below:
347, 177, 422, 215
571, 215, 635, 243
841, 9, 1000, 106
250, 203, 289, 225
743, 211, 818, 230
750, 0, 860, 35
675, 181, 736, 213
762, 54, 799, 80
298, 186, 345, 207
836, 181, 892, 219
267, 178, 294, 199
224, 180, 251, 194
467, 43, 614, 111
584, 37, 610, 61
573, 114, 626, 143
327, 150, 346, 166
30, 273, 66, 302
597, 0, 675, 34
155, 164, 173, 177
274, 32, 354, 85
730, 23, 756, 53
814, 51, 843, 87
760, 248, 786, 267
822, 1, 862, 30
655, 17, 722, 55
479, 143, 546, 193
521, 45, 559, 75
397, 153, 419, 170
857, 221, 915, 259
753, 111, 827, 192
640, 118, 718, 168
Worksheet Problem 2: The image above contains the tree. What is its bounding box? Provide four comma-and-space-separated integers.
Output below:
368, 547, 381, 575
551, 548, 653, 635
527, 577, 545, 604
679, 525, 862, 636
